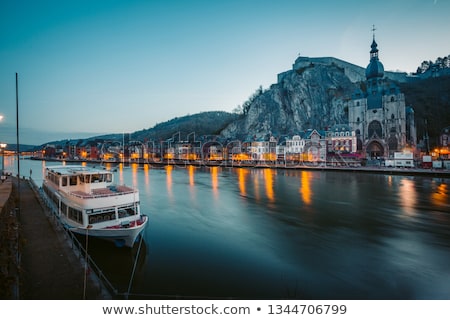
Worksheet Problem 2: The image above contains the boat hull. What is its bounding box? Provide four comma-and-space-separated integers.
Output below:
69, 215, 148, 248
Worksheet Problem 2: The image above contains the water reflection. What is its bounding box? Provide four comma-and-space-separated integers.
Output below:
300, 170, 312, 205
188, 165, 195, 187
165, 165, 173, 198
386, 175, 392, 188
263, 168, 275, 202
131, 163, 139, 188
253, 173, 260, 201
143, 164, 150, 194
431, 181, 449, 207
210, 166, 219, 198
238, 168, 247, 197
398, 178, 417, 217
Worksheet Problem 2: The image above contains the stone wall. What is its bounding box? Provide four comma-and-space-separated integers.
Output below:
278, 56, 412, 84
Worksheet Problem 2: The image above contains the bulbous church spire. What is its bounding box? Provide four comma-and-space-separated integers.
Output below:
365, 25, 384, 80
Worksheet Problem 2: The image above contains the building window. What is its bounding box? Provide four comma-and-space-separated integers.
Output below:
368, 120, 383, 138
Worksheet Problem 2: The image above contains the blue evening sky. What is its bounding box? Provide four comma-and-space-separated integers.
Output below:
1, 0, 449, 145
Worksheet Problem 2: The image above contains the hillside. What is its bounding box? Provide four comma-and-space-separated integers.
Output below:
398, 76, 450, 143
130, 111, 239, 142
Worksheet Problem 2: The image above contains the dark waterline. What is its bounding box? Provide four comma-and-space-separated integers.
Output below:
7, 159, 450, 299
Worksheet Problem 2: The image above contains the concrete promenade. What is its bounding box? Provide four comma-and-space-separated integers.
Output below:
0, 176, 110, 299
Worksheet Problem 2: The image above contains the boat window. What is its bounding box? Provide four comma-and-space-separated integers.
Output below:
106, 174, 112, 182
88, 210, 116, 224
92, 174, 101, 183
61, 176, 67, 187
118, 207, 137, 218
69, 176, 77, 186
68, 207, 82, 224
61, 202, 68, 216
80, 174, 90, 183
48, 172, 59, 185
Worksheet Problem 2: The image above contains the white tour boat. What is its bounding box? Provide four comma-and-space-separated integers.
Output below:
42, 165, 148, 248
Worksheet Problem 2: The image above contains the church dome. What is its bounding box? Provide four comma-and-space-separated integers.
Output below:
365, 39, 384, 79
366, 60, 384, 79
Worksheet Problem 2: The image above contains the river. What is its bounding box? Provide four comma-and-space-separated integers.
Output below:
4, 157, 450, 299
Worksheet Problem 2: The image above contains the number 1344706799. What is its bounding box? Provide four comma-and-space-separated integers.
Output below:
267, 304, 347, 315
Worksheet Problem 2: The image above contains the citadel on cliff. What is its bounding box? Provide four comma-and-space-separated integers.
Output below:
221, 33, 418, 160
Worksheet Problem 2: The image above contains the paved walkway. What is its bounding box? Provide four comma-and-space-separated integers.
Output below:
0, 177, 110, 299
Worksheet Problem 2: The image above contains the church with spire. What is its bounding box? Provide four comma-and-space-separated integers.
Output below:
348, 30, 417, 159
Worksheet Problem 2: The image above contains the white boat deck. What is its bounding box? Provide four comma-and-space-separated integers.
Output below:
68, 185, 135, 199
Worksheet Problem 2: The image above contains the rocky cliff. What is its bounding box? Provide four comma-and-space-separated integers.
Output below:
221, 62, 359, 140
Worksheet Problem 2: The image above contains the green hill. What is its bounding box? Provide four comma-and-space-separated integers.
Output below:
130, 111, 239, 142
398, 76, 450, 143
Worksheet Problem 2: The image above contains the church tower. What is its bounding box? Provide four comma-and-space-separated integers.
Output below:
348, 30, 415, 159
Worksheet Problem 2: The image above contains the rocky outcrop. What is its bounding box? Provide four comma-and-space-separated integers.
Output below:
221, 62, 359, 140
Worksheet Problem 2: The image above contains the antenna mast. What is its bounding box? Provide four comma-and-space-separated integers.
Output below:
16, 73, 21, 215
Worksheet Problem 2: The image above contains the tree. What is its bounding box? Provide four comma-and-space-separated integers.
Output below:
416, 55, 450, 73
232, 105, 243, 114
242, 86, 264, 115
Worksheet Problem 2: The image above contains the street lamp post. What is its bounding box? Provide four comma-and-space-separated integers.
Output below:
0, 115, 3, 175
0, 143, 6, 177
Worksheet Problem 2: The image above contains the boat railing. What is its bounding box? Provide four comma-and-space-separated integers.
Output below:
29, 178, 119, 298
68, 185, 137, 199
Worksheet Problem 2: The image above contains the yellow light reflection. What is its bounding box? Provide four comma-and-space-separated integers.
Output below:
398, 178, 417, 216
118, 163, 124, 184
431, 183, 449, 207
166, 165, 173, 197
300, 171, 312, 205
387, 175, 393, 188
143, 163, 150, 193
254, 173, 260, 201
103, 162, 112, 171
264, 168, 275, 202
211, 166, 219, 198
188, 165, 195, 186
131, 163, 139, 187
238, 168, 247, 196
188, 165, 196, 201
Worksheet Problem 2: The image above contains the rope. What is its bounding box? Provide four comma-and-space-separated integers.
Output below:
125, 233, 144, 299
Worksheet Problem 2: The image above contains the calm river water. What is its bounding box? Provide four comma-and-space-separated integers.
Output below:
6, 158, 450, 299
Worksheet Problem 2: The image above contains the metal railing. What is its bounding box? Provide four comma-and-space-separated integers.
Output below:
28, 178, 119, 298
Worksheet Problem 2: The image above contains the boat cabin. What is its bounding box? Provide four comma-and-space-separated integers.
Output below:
41, 165, 148, 247
45, 166, 113, 194
43, 166, 140, 228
